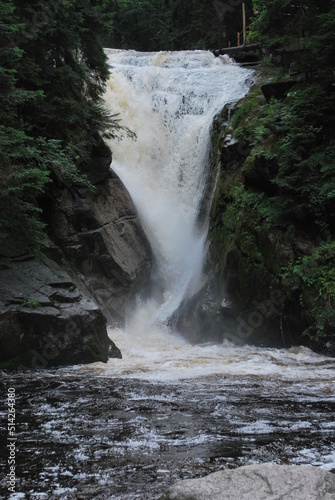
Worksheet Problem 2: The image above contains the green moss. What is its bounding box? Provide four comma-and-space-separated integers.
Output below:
281, 242, 335, 340
21, 299, 40, 309
209, 61, 335, 347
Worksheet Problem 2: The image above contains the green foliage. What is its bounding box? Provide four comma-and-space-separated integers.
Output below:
169, 0, 225, 50
13, 0, 115, 153
282, 242, 335, 338
0, 0, 126, 255
213, 49, 335, 342
285, 243, 335, 298
210, 2, 335, 345
272, 85, 335, 232
21, 298, 40, 309
112, 0, 173, 50
250, 0, 335, 79
230, 76, 335, 234
0, 126, 70, 251
111, 0, 254, 51
304, 2, 335, 80
250, 0, 313, 50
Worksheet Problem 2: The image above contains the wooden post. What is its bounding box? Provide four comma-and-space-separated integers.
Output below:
237, 32, 240, 46
242, 2, 246, 46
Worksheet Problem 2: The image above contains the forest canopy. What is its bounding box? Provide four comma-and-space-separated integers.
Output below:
107, 0, 254, 51
1, 0, 335, 261
0, 0, 117, 254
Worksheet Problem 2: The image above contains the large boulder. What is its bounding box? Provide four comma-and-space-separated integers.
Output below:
0, 254, 121, 369
261, 80, 297, 103
160, 464, 335, 500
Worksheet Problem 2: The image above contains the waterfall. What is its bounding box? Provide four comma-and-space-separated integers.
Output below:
104, 49, 252, 332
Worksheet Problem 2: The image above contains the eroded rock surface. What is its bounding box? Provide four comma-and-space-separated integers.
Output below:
0, 138, 152, 367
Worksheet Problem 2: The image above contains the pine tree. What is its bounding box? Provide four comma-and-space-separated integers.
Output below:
0, 0, 119, 255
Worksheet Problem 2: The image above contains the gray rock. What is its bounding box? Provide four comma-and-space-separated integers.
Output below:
83, 130, 113, 185
47, 168, 152, 325
0, 254, 121, 369
0, 138, 148, 367
160, 464, 335, 500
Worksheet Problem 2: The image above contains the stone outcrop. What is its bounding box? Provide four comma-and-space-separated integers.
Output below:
43, 135, 152, 326
0, 135, 152, 367
205, 122, 292, 347
160, 464, 335, 500
201, 88, 335, 354
0, 254, 121, 369
261, 80, 297, 103
214, 45, 261, 65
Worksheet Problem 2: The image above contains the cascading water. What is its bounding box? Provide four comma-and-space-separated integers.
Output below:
2, 50, 334, 500
104, 49, 252, 333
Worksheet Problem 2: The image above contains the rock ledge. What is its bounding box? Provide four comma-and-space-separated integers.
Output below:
0, 254, 121, 369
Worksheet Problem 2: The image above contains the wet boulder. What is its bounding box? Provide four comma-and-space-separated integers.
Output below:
261, 80, 297, 103
0, 254, 121, 369
160, 464, 335, 499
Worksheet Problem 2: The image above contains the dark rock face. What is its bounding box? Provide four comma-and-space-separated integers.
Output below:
160, 464, 335, 500
43, 139, 152, 326
45, 169, 152, 325
205, 112, 303, 348
174, 100, 332, 351
0, 255, 121, 369
0, 138, 152, 368
205, 100, 334, 353
261, 80, 297, 103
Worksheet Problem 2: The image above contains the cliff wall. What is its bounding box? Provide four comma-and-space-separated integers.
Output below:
0, 137, 152, 368
208, 69, 335, 355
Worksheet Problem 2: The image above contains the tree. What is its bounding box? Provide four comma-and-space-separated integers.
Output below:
303, 1, 335, 80
0, 0, 51, 253
170, 0, 221, 49
12, 0, 115, 157
250, 0, 335, 76
110, 0, 254, 51
112, 0, 174, 51
0, 0, 120, 255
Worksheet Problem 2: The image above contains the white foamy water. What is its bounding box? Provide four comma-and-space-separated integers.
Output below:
104, 49, 252, 325
95, 49, 335, 388
84, 327, 335, 387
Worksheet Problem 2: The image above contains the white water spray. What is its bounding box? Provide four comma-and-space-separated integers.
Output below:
86, 50, 335, 389
104, 49, 252, 330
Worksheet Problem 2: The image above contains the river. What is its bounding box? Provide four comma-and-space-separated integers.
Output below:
1, 348, 335, 499
1, 50, 334, 499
